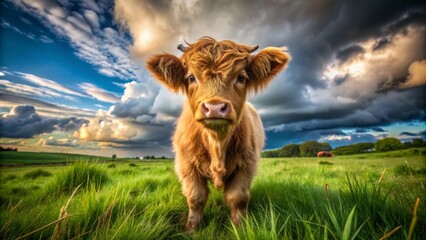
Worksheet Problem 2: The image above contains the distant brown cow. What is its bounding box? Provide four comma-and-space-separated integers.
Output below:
147, 37, 290, 231
317, 151, 334, 157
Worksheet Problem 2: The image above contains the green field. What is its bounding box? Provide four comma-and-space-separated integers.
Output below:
0, 149, 425, 239
0, 151, 114, 165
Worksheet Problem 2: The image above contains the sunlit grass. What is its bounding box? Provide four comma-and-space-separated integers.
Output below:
0, 149, 424, 239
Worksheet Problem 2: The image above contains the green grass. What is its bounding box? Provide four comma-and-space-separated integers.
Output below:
43, 161, 110, 196
23, 169, 52, 179
0, 148, 425, 239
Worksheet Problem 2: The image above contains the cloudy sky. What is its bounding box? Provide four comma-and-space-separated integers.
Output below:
0, 0, 425, 157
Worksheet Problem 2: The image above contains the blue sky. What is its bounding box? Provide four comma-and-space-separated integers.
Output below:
0, 0, 425, 157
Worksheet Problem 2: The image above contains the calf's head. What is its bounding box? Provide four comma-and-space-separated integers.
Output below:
147, 37, 290, 132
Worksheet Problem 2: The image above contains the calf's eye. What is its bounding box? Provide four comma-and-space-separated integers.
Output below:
188, 74, 196, 83
237, 75, 246, 84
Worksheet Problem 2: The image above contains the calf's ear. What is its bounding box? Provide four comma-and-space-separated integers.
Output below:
146, 53, 185, 93
247, 47, 291, 92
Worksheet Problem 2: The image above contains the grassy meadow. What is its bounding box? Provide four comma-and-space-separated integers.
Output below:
0, 148, 425, 239
0, 151, 114, 165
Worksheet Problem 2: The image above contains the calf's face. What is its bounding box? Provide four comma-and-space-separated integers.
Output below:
147, 38, 290, 132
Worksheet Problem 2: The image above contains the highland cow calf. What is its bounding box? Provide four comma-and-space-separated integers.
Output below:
147, 37, 290, 231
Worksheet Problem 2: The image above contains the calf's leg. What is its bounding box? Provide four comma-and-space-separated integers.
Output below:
181, 172, 209, 231
224, 170, 253, 225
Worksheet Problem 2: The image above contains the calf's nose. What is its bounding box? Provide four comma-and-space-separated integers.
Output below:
202, 102, 229, 118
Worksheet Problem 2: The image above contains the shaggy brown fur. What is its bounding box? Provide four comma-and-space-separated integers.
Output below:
147, 37, 290, 231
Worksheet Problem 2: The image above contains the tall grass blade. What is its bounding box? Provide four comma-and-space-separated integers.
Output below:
378, 168, 387, 183
111, 206, 136, 240
407, 198, 420, 240
326, 204, 341, 237
379, 225, 402, 240
342, 205, 356, 240
51, 184, 81, 240
15, 214, 77, 240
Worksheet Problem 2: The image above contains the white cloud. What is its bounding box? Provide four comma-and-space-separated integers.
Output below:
78, 82, 120, 103
11, 0, 140, 80
17, 72, 85, 97
112, 82, 126, 88
121, 80, 157, 102
72, 110, 138, 141
107, 80, 159, 119
81, 0, 101, 13
0, 79, 70, 99
319, 134, 351, 142
1, 19, 39, 42
83, 9, 100, 30
39, 35, 53, 43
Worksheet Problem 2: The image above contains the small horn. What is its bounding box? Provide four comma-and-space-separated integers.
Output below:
249, 45, 259, 53
177, 44, 187, 52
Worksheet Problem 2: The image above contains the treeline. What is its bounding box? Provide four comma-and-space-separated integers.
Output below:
262, 137, 426, 158
0, 146, 18, 152
262, 141, 331, 158
143, 156, 167, 160
333, 142, 374, 155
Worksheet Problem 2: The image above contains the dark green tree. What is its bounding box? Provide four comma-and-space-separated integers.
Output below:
300, 141, 331, 157
375, 138, 402, 152
261, 149, 281, 158
280, 144, 301, 157
333, 142, 374, 155
412, 138, 425, 147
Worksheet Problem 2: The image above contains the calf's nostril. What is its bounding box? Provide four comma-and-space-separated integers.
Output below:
201, 103, 209, 114
220, 104, 228, 114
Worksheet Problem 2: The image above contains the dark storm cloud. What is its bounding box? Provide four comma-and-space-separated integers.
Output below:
316, 1, 425, 47
365, 87, 426, 123
260, 101, 363, 128
263, 85, 425, 148
318, 129, 348, 136
336, 45, 364, 63
41, 138, 80, 147
244, 0, 425, 137
372, 38, 391, 51
384, 11, 426, 35
355, 128, 369, 133
371, 127, 387, 132
399, 130, 426, 138
0, 105, 88, 138
355, 127, 387, 133
399, 132, 419, 136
